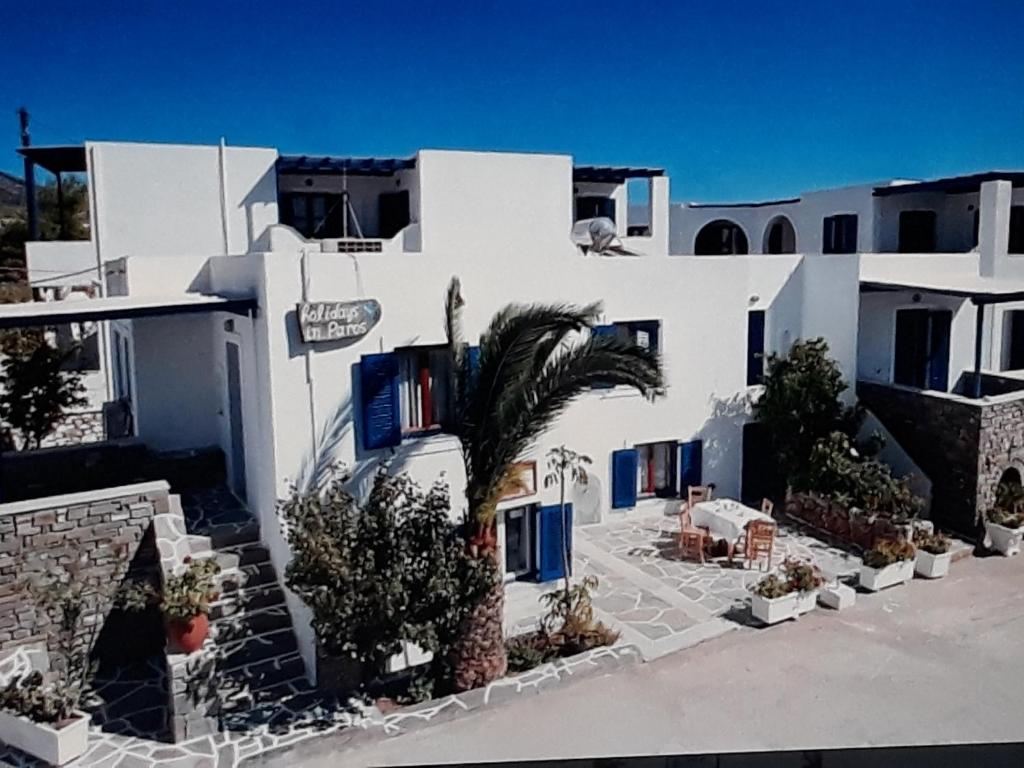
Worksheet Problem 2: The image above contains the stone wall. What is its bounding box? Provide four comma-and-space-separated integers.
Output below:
977, 396, 1024, 515
39, 410, 105, 449
858, 380, 1024, 536
0, 481, 168, 659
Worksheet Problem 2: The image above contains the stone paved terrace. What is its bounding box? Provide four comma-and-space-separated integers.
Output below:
507, 508, 864, 660
0, 503, 878, 768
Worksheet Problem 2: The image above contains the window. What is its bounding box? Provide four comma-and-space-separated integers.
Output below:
280, 193, 344, 238
502, 505, 535, 579
746, 310, 766, 386
636, 441, 678, 498
893, 309, 952, 391
898, 210, 937, 253
112, 329, 132, 402
1006, 310, 1024, 370
397, 346, 451, 434
575, 196, 616, 222
822, 214, 858, 254
1010, 206, 1024, 254
694, 220, 749, 255
596, 320, 660, 352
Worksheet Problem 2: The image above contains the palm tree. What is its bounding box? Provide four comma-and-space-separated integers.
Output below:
444, 276, 664, 690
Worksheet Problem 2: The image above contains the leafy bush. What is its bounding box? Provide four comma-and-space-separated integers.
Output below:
754, 338, 862, 488
915, 531, 951, 555
995, 481, 1024, 516
862, 539, 916, 568
505, 633, 558, 674
282, 466, 495, 684
0, 672, 80, 725
987, 507, 1023, 529
805, 432, 923, 521
120, 556, 221, 622
781, 559, 824, 593
751, 573, 792, 599
539, 574, 619, 655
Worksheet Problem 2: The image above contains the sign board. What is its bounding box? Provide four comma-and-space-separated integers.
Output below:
297, 299, 382, 344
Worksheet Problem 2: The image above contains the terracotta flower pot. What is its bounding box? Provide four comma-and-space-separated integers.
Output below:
166, 614, 209, 654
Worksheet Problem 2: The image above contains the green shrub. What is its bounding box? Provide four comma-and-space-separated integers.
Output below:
781, 559, 824, 593
987, 507, 1023, 529
915, 531, 951, 555
751, 573, 792, 599
862, 539, 916, 568
282, 465, 495, 685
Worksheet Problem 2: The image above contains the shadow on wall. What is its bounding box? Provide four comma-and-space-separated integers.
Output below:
242, 166, 278, 253
696, 392, 751, 494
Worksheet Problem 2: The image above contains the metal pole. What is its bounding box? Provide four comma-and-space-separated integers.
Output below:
973, 301, 985, 399
56, 172, 66, 239
18, 108, 38, 240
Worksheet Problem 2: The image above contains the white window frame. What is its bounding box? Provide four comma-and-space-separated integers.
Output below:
397, 346, 451, 435
635, 441, 678, 499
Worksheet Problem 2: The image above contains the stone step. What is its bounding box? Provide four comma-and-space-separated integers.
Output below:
191, 541, 271, 571
215, 628, 299, 673
217, 674, 313, 714
215, 561, 278, 594
218, 650, 307, 693
211, 603, 292, 640
204, 518, 261, 549
210, 584, 287, 618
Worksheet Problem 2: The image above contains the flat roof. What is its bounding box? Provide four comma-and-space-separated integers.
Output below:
16, 145, 88, 175
276, 155, 416, 176
573, 166, 664, 184
861, 275, 1024, 304
873, 171, 1024, 197
687, 197, 801, 209
0, 293, 258, 329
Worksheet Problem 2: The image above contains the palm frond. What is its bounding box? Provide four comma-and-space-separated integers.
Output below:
445, 276, 468, 414
465, 334, 664, 513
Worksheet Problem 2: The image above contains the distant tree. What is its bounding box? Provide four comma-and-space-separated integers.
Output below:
0, 329, 86, 450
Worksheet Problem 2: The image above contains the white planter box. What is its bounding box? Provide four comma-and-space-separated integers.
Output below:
820, 583, 856, 610
0, 709, 88, 765
750, 592, 798, 625
914, 549, 952, 579
985, 522, 1023, 557
859, 559, 914, 592
794, 589, 819, 615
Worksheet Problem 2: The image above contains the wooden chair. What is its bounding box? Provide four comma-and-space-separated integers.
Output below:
743, 520, 777, 571
761, 498, 775, 518
688, 485, 712, 507
678, 529, 706, 564
678, 502, 711, 563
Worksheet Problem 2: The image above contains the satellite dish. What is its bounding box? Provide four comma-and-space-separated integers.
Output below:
571, 217, 640, 257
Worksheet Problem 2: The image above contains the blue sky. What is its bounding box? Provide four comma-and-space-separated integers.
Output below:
3, 0, 1023, 201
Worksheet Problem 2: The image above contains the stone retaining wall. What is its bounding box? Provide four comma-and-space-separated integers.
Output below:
784, 492, 914, 550
39, 410, 105, 449
859, 380, 1024, 536
0, 481, 168, 658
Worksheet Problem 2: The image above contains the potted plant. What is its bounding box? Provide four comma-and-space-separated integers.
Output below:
859, 539, 916, 591
123, 556, 221, 653
782, 559, 824, 614
913, 531, 953, 578
984, 507, 1023, 557
749, 574, 798, 625
0, 672, 89, 766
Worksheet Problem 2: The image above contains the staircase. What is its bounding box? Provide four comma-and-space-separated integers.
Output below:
167, 487, 317, 739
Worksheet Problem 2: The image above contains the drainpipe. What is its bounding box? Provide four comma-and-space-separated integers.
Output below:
218, 137, 230, 255
972, 300, 985, 399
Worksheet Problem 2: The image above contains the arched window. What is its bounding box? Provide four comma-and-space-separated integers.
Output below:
763, 216, 796, 254
694, 220, 749, 255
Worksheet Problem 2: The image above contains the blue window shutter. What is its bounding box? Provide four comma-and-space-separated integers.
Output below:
360, 353, 400, 450
465, 345, 481, 390
679, 440, 703, 490
537, 504, 567, 582
747, 310, 766, 386
611, 449, 639, 509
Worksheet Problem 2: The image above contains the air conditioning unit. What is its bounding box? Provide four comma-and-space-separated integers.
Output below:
320, 239, 383, 254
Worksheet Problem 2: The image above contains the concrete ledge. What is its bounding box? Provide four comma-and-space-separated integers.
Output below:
0, 480, 170, 518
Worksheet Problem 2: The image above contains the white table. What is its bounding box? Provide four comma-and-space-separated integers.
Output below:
690, 498, 774, 543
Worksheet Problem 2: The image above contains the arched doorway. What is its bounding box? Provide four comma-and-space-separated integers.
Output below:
763, 216, 796, 254
694, 220, 749, 255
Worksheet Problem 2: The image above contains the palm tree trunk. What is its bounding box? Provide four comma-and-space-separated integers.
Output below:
449, 543, 507, 691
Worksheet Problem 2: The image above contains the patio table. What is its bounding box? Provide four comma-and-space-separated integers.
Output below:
690, 498, 774, 543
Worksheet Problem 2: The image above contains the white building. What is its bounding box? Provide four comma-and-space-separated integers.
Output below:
673, 172, 1024, 533
11, 140, 861, 673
